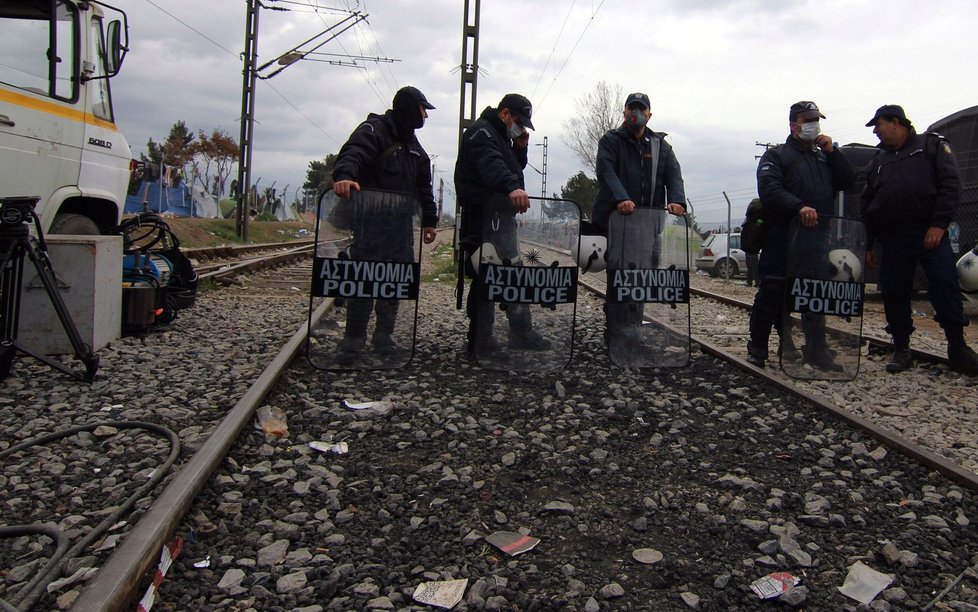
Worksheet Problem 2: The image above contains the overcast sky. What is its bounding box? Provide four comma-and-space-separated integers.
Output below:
112, 0, 978, 226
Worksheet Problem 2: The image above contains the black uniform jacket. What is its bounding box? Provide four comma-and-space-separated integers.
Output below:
454, 106, 528, 244
592, 124, 686, 230
755, 136, 854, 276
758, 136, 854, 225
860, 129, 960, 237
332, 110, 438, 228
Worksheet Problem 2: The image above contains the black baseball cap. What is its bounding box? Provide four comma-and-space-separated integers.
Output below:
498, 93, 534, 129
396, 85, 435, 110
625, 92, 651, 109
865, 104, 908, 127
789, 101, 825, 121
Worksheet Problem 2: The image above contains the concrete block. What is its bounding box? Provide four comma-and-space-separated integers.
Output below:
17, 235, 122, 355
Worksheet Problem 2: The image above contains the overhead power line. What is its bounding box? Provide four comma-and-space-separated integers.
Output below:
537, 0, 607, 109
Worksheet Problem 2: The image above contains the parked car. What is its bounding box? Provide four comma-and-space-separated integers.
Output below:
695, 232, 747, 278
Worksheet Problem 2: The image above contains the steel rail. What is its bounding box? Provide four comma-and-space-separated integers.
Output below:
197, 243, 315, 282
577, 275, 978, 492
72, 297, 335, 612
182, 239, 315, 260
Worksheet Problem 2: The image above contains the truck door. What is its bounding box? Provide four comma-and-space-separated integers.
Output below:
78, 9, 131, 216
0, 0, 84, 218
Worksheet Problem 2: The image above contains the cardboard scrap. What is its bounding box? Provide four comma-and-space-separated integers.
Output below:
412, 578, 468, 609
750, 571, 800, 599
485, 531, 540, 556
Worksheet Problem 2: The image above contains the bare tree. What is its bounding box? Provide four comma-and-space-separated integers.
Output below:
561, 81, 624, 175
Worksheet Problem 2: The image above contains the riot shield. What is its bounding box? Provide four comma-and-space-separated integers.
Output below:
781, 215, 866, 381
606, 208, 691, 368
470, 197, 580, 372
306, 188, 422, 370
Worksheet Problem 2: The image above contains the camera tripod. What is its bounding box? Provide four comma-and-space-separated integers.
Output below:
0, 197, 98, 382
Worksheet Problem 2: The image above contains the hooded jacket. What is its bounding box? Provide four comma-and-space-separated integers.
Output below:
454, 106, 529, 243
592, 124, 686, 230
860, 129, 960, 238
331, 106, 438, 228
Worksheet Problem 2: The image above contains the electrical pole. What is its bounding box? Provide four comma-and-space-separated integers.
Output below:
458, 0, 480, 147
455, 0, 480, 296
754, 141, 777, 159
235, 0, 260, 241
437, 178, 444, 225
540, 136, 548, 199
234, 4, 373, 240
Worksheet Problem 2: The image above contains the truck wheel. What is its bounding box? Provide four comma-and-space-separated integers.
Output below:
49, 213, 100, 235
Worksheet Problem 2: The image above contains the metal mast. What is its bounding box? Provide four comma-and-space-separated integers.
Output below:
458, 0, 480, 146
540, 136, 548, 198
235, 0, 260, 240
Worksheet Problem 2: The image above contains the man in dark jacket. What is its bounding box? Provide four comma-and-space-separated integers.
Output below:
592, 92, 686, 229
454, 93, 549, 354
592, 92, 686, 349
861, 104, 978, 374
747, 101, 854, 368
331, 85, 438, 363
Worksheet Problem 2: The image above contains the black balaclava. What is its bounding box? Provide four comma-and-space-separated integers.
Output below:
391, 86, 432, 136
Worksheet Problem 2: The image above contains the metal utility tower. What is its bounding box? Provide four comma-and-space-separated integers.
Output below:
540, 136, 548, 198
458, 0, 480, 147
235, 0, 260, 241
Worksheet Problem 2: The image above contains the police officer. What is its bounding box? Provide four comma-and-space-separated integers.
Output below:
747, 101, 854, 368
454, 93, 549, 354
592, 92, 686, 349
861, 104, 978, 374
331, 85, 439, 364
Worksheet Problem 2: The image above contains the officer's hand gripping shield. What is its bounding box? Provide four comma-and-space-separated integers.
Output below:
471, 197, 580, 372
605, 208, 691, 368
306, 189, 422, 370
781, 215, 867, 381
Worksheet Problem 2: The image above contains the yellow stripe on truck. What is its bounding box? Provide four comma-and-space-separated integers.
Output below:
0, 88, 119, 132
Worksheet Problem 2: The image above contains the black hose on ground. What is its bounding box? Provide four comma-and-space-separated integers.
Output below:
0, 421, 180, 610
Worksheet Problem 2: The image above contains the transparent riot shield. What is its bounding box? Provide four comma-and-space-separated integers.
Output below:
306, 189, 422, 370
471, 197, 580, 372
606, 208, 691, 368
781, 215, 867, 381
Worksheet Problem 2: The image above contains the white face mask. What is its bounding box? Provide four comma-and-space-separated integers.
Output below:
508, 121, 525, 140
797, 121, 821, 142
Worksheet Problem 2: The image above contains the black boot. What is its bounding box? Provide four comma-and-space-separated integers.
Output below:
746, 340, 767, 368
373, 300, 400, 355
886, 337, 912, 374
946, 327, 978, 374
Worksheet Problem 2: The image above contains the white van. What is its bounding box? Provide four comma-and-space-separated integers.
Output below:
0, 0, 131, 234
694, 232, 748, 278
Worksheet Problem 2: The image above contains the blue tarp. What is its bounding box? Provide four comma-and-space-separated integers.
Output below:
125, 181, 194, 216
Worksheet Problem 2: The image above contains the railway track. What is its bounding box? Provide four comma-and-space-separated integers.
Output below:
3, 236, 978, 610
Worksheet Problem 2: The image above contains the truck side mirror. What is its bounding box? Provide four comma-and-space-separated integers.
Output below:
106, 20, 127, 75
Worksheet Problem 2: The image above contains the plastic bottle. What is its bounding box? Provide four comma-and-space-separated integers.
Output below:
256, 405, 288, 438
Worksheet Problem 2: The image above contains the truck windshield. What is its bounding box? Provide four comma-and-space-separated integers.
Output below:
0, 0, 78, 101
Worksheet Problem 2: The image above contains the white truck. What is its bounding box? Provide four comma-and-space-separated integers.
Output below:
0, 0, 131, 234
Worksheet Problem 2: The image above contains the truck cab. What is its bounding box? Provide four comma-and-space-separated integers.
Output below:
0, 0, 131, 234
